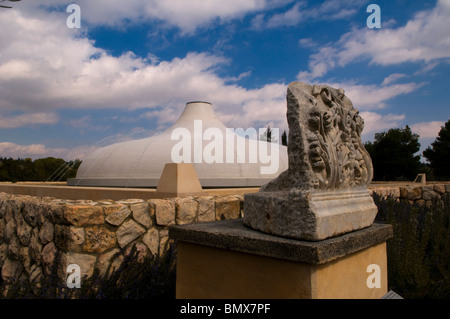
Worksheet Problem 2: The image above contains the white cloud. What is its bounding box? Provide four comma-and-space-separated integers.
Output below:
410, 121, 446, 139
382, 73, 407, 86
298, 0, 450, 80
360, 112, 406, 139
0, 142, 99, 161
328, 81, 425, 111
257, 0, 365, 29
0, 112, 59, 129
0, 7, 289, 137
21, 0, 291, 34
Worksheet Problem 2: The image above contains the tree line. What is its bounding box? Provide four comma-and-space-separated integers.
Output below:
0, 157, 81, 182
364, 119, 450, 181
269, 118, 450, 182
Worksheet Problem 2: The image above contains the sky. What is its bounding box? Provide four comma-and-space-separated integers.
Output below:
0, 0, 449, 162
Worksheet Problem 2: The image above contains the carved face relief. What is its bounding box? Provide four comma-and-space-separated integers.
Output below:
304, 84, 373, 190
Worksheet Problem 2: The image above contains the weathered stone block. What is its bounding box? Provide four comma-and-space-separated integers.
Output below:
196, 196, 215, 223
97, 248, 122, 277
142, 228, 159, 256
400, 187, 422, 201
60, 252, 97, 279
244, 82, 377, 240
84, 226, 116, 253
39, 220, 54, 245
41, 242, 57, 275
63, 205, 104, 226
433, 184, 446, 195
54, 225, 84, 251
422, 189, 441, 201
215, 196, 240, 221
116, 219, 145, 248
1, 257, 23, 282
131, 202, 152, 228
175, 197, 198, 225
104, 204, 131, 226
153, 199, 175, 226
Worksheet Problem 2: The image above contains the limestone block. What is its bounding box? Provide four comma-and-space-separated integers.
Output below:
1, 257, 23, 282
4, 219, 16, 243
175, 197, 198, 225
97, 248, 122, 277
131, 202, 152, 228
152, 199, 176, 226
41, 242, 57, 275
196, 196, 215, 223
63, 205, 104, 226
159, 229, 169, 256
104, 204, 131, 226
19, 247, 31, 274
433, 184, 446, 195
39, 220, 54, 245
142, 228, 159, 256
22, 202, 38, 227
60, 252, 97, 279
0, 243, 7, 265
29, 228, 42, 263
245, 189, 378, 241
0, 218, 5, 244
422, 189, 441, 201
125, 242, 149, 263
54, 225, 84, 251
7, 235, 21, 259
400, 187, 422, 201
116, 219, 146, 248
15, 209, 32, 247
83, 226, 116, 253
215, 196, 240, 221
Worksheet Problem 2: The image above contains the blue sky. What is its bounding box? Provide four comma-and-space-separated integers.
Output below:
0, 0, 449, 161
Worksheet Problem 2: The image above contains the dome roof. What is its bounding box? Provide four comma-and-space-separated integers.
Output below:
68, 102, 288, 188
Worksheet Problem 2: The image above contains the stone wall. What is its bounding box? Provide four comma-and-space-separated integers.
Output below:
369, 183, 450, 207
1, 183, 449, 285
0, 193, 243, 284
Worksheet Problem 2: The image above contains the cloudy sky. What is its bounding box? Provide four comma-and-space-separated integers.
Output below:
0, 0, 449, 161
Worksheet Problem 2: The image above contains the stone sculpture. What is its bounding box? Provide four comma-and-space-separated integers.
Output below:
243, 82, 378, 241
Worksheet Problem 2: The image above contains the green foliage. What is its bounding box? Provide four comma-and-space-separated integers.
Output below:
365, 125, 421, 181
423, 120, 450, 180
374, 194, 450, 299
0, 157, 81, 182
0, 244, 177, 299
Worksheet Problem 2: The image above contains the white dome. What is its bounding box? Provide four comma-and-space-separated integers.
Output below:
68, 102, 288, 188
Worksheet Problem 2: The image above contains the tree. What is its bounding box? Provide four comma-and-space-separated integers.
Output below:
423, 119, 450, 180
260, 125, 278, 143
281, 130, 288, 146
364, 125, 421, 181
0, 0, 21, 9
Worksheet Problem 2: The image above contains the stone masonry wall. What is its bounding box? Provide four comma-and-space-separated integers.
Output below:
1, 183, 449, 286
368, 183, 450, 207
0, 193, 243, 284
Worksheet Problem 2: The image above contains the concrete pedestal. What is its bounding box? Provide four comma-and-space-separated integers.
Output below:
170, 219, 393, 299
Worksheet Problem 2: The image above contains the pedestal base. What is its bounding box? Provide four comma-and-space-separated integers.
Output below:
244, 188, 378, 241
170, 219, 393, 299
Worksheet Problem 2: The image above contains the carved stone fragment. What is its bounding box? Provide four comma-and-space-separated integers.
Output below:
244, 82, 377, 241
